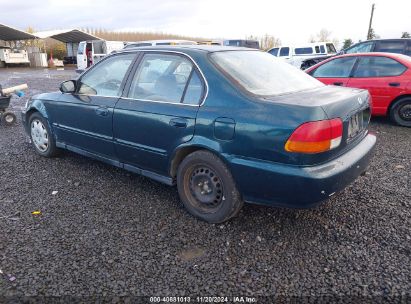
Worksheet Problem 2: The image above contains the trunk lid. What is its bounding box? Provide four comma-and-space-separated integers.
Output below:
262, 85, 371, 165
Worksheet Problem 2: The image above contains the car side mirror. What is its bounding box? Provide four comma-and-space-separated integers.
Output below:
60, 80, 77, 93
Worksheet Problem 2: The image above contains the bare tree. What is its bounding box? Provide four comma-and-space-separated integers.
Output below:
246, 34, 281, 50
317, 29, 332, 42
401, 32, 411, 38
260, 34, 281, 50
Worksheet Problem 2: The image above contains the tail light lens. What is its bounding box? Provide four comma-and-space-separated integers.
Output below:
285, 118, 343, 154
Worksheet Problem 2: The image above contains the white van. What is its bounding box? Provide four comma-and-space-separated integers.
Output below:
123, 40, 197, 49
267, 42, 337, 69
77, 40, 125, 70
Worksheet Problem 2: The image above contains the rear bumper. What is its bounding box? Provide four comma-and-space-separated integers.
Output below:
229, 134, 376, 208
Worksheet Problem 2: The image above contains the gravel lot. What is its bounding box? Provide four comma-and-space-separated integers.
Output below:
0, 68, 410, 301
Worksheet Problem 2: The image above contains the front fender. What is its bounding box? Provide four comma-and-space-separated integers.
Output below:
22, 99, 52, 135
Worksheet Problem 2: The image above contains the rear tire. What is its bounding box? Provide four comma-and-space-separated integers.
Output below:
2, 112, 16, 126
177, 150, 243, 223
390, 97, 411, 127
29, 112, 59, 157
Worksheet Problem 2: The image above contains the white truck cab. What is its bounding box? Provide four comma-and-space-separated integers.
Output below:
268, 42, 337, 69
0, 47, 30, 67
77, 40, 125, 70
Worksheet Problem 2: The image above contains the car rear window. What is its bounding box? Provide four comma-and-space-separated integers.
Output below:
210, 51, 323, 96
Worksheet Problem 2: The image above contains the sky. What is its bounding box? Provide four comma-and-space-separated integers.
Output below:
1, 0, 410, 46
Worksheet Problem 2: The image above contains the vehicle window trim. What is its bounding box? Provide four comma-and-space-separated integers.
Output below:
180, 68, 194, 103
121, 50, 208, 107
75, 52, 139, 98
351, 55, 408, 78
312, 57, 359, 78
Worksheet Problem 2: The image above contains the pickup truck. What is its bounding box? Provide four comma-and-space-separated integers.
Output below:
0, 47, 30, 67
268, 42, 337, 69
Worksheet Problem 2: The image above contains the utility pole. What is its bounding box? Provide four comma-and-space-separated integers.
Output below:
367, 3, 375, 40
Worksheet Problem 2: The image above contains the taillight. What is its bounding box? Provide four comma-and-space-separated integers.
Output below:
285, 118, 343, 154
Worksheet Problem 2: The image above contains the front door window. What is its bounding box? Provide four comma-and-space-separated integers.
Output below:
78, 54, 135, 97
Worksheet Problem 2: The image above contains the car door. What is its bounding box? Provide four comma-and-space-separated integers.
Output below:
77, 41, 87, 70
347, 56, 408, 115
113, 52, 205, 176
310, 56, 358, 86
50, 53, 136, 158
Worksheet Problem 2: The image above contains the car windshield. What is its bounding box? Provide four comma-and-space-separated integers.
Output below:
211, 51, 323, 96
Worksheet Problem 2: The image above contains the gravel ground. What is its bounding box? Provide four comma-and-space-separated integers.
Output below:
0, 68, 410, 301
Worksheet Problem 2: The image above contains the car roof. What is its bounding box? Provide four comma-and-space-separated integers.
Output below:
355, 38, 411, 43
333, 52, 410, 59
118, 44, 258, 54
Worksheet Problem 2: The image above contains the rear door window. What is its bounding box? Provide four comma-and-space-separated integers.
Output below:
312, 57, 357, 78
375, 41, 406, 54
128, 53, 197, 103
182, 71, 204, 105
279, 47, 290, 57
353, 56, 406, 77
77, 42, 85, 55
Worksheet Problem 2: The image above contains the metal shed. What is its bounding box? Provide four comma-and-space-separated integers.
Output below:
0, 23, 38, 41
34, 29, 102, 64
34, 29, 101, 43
0, 24, 39, 67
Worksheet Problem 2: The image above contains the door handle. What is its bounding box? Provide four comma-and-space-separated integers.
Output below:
95, 107, 109, 116
169, 118, 187, 128
333, 82, 344, 86
389, 82, 400, 87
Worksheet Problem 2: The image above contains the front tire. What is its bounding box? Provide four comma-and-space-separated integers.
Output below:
390, 97, 411, 127
177, 150, 243, 223
29, 112, 59, 157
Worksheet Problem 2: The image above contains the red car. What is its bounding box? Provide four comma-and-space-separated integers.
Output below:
306, 53, 411, 127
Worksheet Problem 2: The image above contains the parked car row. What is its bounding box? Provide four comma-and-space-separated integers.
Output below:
23, 45, 376, 223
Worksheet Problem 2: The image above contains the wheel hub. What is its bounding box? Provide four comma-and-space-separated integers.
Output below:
399, 104, 411, 121
31, 119, 49, 152
189, 166, 223, 208
5, 115, 14, 123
